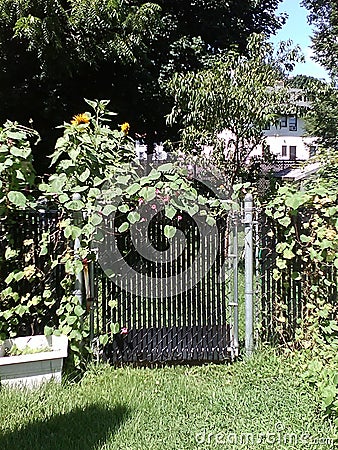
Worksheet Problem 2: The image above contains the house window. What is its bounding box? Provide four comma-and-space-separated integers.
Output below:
263, 122, 270, 130
309, 146, 317, 157
289, 116, 297, 131
280, 116, 287, 128
282, 145, 287, 157
289, 146, 297, 160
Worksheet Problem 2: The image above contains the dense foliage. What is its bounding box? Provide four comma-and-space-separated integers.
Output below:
302, 81, 338, 151
166, 34, 300, 191
0, 121, 41, 338
302, 0, 338, 78
0, 0, 285, 173
0, 99, 234, 369
265, 151, 338, 425
0, 101, 137, 368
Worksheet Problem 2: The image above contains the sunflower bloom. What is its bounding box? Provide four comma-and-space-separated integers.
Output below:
71, 113, 90, 126
121, 122, 130, 134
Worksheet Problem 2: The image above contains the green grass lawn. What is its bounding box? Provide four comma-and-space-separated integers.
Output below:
0, 350, 336, 450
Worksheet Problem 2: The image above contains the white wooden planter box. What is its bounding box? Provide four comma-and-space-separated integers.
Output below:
0, 335, 68, 388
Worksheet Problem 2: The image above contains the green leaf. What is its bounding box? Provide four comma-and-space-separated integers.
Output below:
65, 259, 83, 275
99, 334, 109, 346
44, 325, 53, 336
116, 175, 131, 185
278, 216, 291, 227
84, 98, 98, 109
118, 222, 129, 233
66, 315, 77, 325
59, 194, 70, 203
50, 177, 66, 193
74, 305, 85, 317
164, 225, 177, 238
90, 213, 103, 226
88, 188, 101, 198
108, 300, 118, 309
127, 211, 140, 224
283, 248, 295, 259
110, 322, 120, 334
126, 183, 141, 195
65, 200, 85, 211
165, 205, 177, 220
14, 271, 24, 282
5, 248, 18, 260
6, 131, 26, 140
157, 163, 175, 172
206, 216, 216, 226
276, 242, 287, 253
93, 176, 105, 186
78, 167, 90, 182
285, 193, 309, 210
43, 289, 52, 299
276, 258, 287, 270
197, 195, 208, 206
15, 304, 27, 316
69, 330, 83, 341
147, 170, 161, 181
322, 385, 338, 408
4, 273, 14, 285
291, 271, 302, 281
139, 186, 156, 202
325, 206, 338, 217
102, 204, 117, 216
10, 147, 31, 158
118, 203, 130, 213
72, 185, 90, 193
64, 225, 82, 239
300, 234, 312, 243
8, 191, 27, 207
82, 223, 95, 237
186, 204, 199, 216
15, 169, 25, 180
39, 245, 48, 256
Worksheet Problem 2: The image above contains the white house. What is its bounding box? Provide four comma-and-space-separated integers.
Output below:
251, 88, 318, 161
261, 114, 317, 160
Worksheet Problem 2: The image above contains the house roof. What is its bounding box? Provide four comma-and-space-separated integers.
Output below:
274, 162, 321, 181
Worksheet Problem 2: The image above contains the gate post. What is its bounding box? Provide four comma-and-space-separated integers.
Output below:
244, 193, 254, 356
232, 211, 239, 356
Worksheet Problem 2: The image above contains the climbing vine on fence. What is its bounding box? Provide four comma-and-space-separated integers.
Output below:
266, 165, 338, 424
41, 99, 235, 351
0, 99, 236, 371
0, 120, 46, 339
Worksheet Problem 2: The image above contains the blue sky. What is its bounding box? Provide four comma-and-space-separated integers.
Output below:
270, 0, 329, 80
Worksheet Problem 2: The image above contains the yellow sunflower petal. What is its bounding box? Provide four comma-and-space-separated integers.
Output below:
71, 113, 90, 126
121, 122, 130, 134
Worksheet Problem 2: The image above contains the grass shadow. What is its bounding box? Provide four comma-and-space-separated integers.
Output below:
1, 403, 129, 450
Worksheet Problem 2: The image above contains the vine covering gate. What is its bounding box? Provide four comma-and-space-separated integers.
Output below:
93, 208, 244, 365
0, 198, 256, 365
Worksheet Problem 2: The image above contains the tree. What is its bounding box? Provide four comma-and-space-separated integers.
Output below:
297, 2, 338, 153
302, 0, 338, 78
126, 0, 286, 147
0, 0, 161, 172
166, 34, 299, 189
303, 82, 338, 151
0, 0, 285, 173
